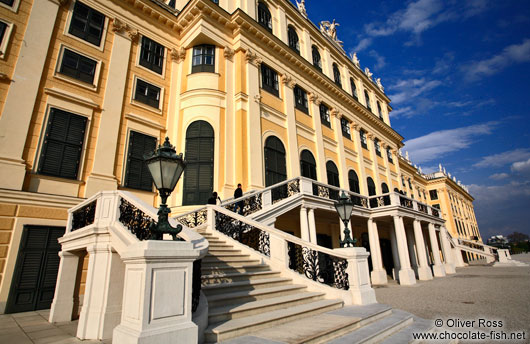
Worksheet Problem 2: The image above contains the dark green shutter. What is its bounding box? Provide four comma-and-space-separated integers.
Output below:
125, 131, 157, 191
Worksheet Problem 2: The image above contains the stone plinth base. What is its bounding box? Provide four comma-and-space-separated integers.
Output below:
370, 269, 388, 285
444, 263, 456, 274
398, 268, 416, 285
417, 266, 433, 281
432, 264, 446, 277
113, 321, 197, 344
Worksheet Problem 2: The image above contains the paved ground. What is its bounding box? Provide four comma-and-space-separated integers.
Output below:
375, 253, 530, 334
0, 309, 110, 344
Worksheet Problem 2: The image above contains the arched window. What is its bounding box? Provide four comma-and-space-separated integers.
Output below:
364, 90, 372, 112
374, 138, 381, 156
288, 26, 300, 53
312, 45, 322, 71
183, 120, 214, 205
300, 150, 317, 180
381, 183, 389, 194
350, 78, 358, 100
394, 188, 400, 193
377, 101, 383, 119
326, 161, 340, 187
360, 129, 368, 149
348, 170, 360, 194
333, 63, 341, 87
264, 136, 287, 186
258, 2, 272, 32
367, 177, 376, 196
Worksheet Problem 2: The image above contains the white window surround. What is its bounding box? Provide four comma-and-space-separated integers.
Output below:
187, 45, 219, 75
0, 20, 14, 59
54, 44, 102, 91
135, 34, 167, 79
63, 0, 109, 52
130, 75, 164, 114
0, 0, 20, 13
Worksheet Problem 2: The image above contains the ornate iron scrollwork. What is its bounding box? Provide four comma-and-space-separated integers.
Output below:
176, 208, 207, 228
192, 259, 201, 313
119, 198, 156, 240
71, 200, 97, 231
223, 194, 263, 217
271, 180, 300, 204
287, 242, 349, 290
214, 211, 270, 256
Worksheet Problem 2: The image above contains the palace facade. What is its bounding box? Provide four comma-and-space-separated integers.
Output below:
0, 0, 484, 317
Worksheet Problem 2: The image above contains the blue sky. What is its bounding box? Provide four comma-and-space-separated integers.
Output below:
291, 0, 530, 238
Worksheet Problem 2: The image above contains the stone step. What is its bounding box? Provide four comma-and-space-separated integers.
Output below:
205, 252, 247, 258
207, 243, 232, 248
208, 291, 325, 323
202, 277, 292, 296
205, 299, 344, 343
202, 270, 281, 285
206, 284, 309, 308
201, 264, 270, 274
380, 316, 435, 344
201, 259, 262, 267
328, 309, 414, 344
208, 247, 242, 253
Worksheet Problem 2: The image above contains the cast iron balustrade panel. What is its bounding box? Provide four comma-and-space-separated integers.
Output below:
71, 201, 96, 231
369, 196, 390, 208
192, 259, 201, 313
313, 183, 369, 208
271, 180, 300, 204
399, 196, 414, 209
176, 208, 207, 228
214, 211, 270, 256
119, 198, 156, 240
418, 203, 428, 214
287, 241, 349, 290
223, 193, 263, 217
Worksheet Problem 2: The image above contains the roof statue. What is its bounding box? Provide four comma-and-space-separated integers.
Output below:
364, 67, 373, 80
295, 0, 307, 18
405, 151, 409, 160
350, 52, 360, 68
439, 163, 443, 172
376, 78, 384, 92
443, 167, 446, 174
418, 166, 422, 174
319, 19, 343, 46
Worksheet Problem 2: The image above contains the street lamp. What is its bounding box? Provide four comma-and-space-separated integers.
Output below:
334, 191, 356, 247
145, 137, 187, 240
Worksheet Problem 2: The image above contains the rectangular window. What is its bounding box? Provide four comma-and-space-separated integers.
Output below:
261, 64, 279, 96
59, 48, 97, 84
139, 36, 164, 74
38, 108, 87, 180
294, 85, 308, 114
0, 21, 7, 46
124, 131, 157, 191
319, 104, 331, 128
340, 118, 351, 139
429, 190, 438, 200
0, 0, 15, 6
192, 44, 215, 73
69, 1, 105, 46
387, 147, 393, 163
360, 130, 368, 149
433, 204, 440, 209
134, 79, 161, 109
375, 140, 381, 156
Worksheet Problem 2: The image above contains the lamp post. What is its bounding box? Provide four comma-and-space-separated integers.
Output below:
144, 137, 187, 240
335, 191, 356, 247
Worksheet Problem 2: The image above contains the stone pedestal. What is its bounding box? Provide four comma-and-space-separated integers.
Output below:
335, 247, 377, 305
113, 240, 199, 344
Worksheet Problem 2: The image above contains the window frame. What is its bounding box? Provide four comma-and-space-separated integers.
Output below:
293, 85, 309, 114
387, 147, 393, 163
377, 101, 383, 119
54, 45, 101, 90
132, 76, 163, 111
319, 103, 331, 128
340, 117, 351, 139
312, 45, 322, 72
332, 63, 342, 87
257, 1, 273, 32
0, 19, 13, 59
191, 44, 216, 73
123, 130, 157, 192
138, 36, 165, 76
374, 138, 381, 157
360, 129, 368, 149
350, 78, 358, 100
260, 63, 279, 97
0, 0, 20, 12
364, 90, 372, 112
429, 189, 438, 200
287, 25, 300, 54
66, 1, 106, 48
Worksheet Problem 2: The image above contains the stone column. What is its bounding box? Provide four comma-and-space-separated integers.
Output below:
49, 251, 81, 322
308, 94, 327, 181
392, 215, 416, 285
85, 22, 136, 197
413, 220, 433, 280
428, 223, 446, 277
389, 225, 400, 280
245, 51, 264, 189
299, 205, 310, 242
367, 218, 387, 285
77, 244, 125, 340
351, 123, 368, 195
307, 207, 317, 244
332, 111, 348, 188
405, 224, 419, 273
440, 226, 456, 274
282, 74, 301, 178
223, 47, 236, 197
0, 0, 62, 190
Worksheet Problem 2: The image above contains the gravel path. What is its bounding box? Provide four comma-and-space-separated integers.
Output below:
374, 253, 530, 334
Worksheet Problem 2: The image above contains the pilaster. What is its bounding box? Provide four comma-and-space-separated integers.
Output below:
282, 74, 301, 178
367, 133, 381, 193
332, 111, 348, 188
351, 123, 368, 195
223, 46, 237, 197
308, 93, 326, 181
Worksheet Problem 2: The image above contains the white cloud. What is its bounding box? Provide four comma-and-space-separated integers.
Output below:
389, 106, 413, 118
368, 50, 386, 70
489, 173, 509, 180
403, 122, 496, 164
511, 158, 530, 176
353, 38, 372, 52
473, 148, 530, 168
388, 78, 442, 105
463, 39, 530, 81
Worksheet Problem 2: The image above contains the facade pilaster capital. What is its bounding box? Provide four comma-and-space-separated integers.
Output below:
224, 46, 235, 61
127, 29, 139, 43
112, 18, 128, 35
280, 73, 296, 88
351, 121, 360, 130
254, 94, 262, 103
308, 92, 320, 105
48, 0, 71, 6
245, 49, 262, 67
330, 108, 340, 118
367, 133, 374, 140
170, 47, 186, 63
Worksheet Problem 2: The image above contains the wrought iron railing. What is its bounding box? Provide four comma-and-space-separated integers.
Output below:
271, 179, 300, 204
175, 207, 208, 228
368, 194, 391, 208
399, 196, 414, 209
287, 242, 349, 290
222, 193, 263, 217
417, 203, 428, 214
214, 210, 270, 256
71, 200, 97, 231
118, 198, 156, 240
311, 181, 369, 208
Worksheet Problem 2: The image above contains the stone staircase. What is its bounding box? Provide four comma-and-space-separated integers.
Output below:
198, 229, 449, 343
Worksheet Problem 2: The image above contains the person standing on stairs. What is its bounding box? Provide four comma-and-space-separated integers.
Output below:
233, 183, 244, 214
208, 192, 221, 205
